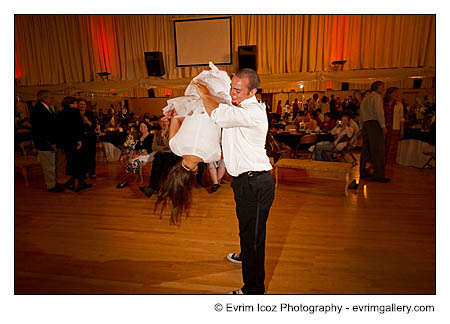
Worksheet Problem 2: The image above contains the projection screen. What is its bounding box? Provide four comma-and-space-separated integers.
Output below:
174, 17, 232, 67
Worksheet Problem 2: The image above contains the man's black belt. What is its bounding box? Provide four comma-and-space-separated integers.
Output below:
235, 170, 269, 179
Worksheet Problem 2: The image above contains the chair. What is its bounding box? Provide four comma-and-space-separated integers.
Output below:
294, 134, 318, 159
18, 140, 36, 156
323, 134, 358, 167
326, 141, 358, 167
422, 151, 435, 169
266, 132, 293, 161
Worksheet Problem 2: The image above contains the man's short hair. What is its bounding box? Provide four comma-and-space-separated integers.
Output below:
370, 81, 384, 92
342, 112, 351, 119
235, 68, 260, 91
37, 90, 51, 101
324, 112, 332, 119
61, 96, 77, 108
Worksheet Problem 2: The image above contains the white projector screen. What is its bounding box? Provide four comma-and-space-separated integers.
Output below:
174, 17, 232, 67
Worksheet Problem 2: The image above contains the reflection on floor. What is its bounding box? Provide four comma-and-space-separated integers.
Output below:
14, 158, 435, 294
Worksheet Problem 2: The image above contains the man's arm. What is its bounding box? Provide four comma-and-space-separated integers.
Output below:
192, 82, 219, 116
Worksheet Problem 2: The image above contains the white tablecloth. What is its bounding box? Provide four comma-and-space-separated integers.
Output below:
102, 142, 122, 162
397, 139, 435, 168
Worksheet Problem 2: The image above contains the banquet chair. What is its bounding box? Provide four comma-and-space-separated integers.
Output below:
422, 151, 435, 169
266, 132, 293, 161
294, 134, 318, 159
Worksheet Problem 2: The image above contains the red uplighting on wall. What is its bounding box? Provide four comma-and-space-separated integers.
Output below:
326, 81, 333, 89
14, 41, 22, 79
126, 92, 129, 97
90, 16, 117, 76
165, 88, 172, 96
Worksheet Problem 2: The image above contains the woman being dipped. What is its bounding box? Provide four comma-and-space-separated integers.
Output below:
155, 63, 229, 225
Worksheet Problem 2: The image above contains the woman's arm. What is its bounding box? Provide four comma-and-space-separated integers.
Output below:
165, 110, 184, 141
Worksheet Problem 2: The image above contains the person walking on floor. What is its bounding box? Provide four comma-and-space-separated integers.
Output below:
359, 80, 390, 183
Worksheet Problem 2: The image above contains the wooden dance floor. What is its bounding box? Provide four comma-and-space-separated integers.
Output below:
14, 157, 435, 294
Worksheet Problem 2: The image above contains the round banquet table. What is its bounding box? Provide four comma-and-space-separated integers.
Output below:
273, 131, 334, 150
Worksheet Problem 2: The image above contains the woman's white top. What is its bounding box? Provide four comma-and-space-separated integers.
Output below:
169, 112, 221, 163
393, 101, 404, 131
163, 62, 230, 163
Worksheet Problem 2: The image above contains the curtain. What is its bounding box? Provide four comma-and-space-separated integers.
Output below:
15, 14, 435, 87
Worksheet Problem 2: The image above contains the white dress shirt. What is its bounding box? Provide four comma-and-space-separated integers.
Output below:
210, 96, 272, 177
359, 91, 385, 128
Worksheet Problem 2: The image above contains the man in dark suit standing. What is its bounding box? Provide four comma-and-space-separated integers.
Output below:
31, 90, 64, 192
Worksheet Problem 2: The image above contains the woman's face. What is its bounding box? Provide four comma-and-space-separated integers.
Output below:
140, 123, 149, 133
391, 89, 400, 101
78, 101, 87, 113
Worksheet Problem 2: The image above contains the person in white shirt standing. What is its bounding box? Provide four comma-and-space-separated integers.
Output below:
359, 81, 390, 183
193, 68, 274, 295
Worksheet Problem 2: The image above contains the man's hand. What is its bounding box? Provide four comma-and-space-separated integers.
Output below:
76, 141, 82, 150
192, 81, 211, 98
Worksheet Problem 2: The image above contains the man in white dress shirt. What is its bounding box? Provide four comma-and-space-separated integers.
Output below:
359, 80, 389, 182
193, 69, 274, 294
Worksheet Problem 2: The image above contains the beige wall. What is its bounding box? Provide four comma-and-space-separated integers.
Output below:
127, 98, 170, 118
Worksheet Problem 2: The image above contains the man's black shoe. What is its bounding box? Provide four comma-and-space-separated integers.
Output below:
76, 183, 93, 192
48, 185, 64, 193
372, 177, 390, 183
139, 186, 155, 198
62, 180, 75, 191
116, 180, 128, 189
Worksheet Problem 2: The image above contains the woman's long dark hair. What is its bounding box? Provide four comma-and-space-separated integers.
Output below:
154, 161, 195, 225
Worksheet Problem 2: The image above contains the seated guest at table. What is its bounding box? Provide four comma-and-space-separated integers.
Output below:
77, 98, 97, 179
139, 118, 181, 198
119, 107, 130, 126
314, 113, 354, 161
348, 112, 361, 148
293, 110, 305, 126
304, 111, 319, 132
96, 108, 107, 130
383, 87, 404, 165
117, 121, 154, 188
321, 112, 336, 131
312, 109, 323, 129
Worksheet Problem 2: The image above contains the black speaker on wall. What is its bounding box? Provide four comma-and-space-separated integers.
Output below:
145, 51, 165, 76
413, 79, 422, 89
148, 89, 155, 98
341, 82, 350, 91
238, 45, 257, 71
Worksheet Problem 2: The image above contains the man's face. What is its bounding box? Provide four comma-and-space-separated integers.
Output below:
230, 76, 255, 106
342, 116, 349, 126
376, 84, 385, 95
42, 95, 54, 106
